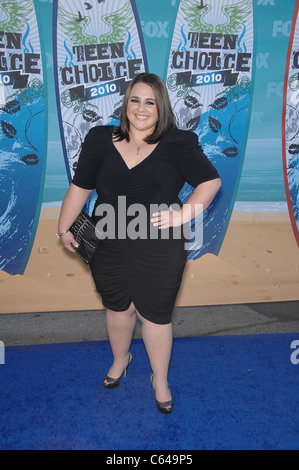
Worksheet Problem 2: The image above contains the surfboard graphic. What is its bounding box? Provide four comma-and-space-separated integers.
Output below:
165, 0, 254, 259
0, 0, 46, 275
282, 1, 299, 247
53, 0, 148, 213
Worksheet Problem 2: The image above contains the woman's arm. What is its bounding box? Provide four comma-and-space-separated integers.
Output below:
151, 178, 221, 229
58, 183, 94, 252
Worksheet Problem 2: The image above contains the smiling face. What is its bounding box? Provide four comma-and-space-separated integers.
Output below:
126, 82, 159, 136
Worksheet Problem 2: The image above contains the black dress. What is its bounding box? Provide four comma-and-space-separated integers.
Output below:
72, 126, 219, 324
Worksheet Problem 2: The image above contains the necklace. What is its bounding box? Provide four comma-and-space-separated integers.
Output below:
130, 134, 144, 155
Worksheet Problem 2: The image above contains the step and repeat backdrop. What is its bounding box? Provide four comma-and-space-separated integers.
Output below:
0, 0, 298, 313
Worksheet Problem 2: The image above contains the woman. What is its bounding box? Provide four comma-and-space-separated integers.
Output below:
58, 73, 221, 414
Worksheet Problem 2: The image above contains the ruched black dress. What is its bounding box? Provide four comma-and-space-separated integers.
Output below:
72, 125, 219, 324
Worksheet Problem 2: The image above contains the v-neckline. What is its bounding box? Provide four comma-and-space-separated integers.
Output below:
111, 137, 161, 171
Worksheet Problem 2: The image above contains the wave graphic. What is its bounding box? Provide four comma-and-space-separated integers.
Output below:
125, 31, 136, 60
22, 23, 34, 54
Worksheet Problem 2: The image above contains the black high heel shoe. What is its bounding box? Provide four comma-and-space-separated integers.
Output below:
150, 374, 173, 414
103, 353, 133, 389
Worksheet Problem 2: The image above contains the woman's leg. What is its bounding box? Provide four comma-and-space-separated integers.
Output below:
136, 311, 173, 403
105, 302, 136, 379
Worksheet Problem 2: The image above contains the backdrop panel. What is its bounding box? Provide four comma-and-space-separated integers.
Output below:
0, 0, 46, 276
166, 0, 254, 259
283, 0, 299, 247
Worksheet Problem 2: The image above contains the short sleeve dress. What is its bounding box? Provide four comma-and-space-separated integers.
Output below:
72, 125, 219, 324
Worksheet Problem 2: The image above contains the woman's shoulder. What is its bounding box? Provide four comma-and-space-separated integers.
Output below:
84, 125, 113, 142
164, 127, 198, 145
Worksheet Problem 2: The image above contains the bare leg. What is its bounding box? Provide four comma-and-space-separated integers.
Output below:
136, 310, 173, 403
105, 302, 136, 380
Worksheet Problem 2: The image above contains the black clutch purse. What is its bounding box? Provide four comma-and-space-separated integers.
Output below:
68, 210, 101, 264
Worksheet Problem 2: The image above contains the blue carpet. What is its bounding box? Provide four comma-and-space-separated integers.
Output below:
0, 333, 298, 450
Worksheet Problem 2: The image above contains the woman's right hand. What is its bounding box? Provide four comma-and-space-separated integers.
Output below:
59, 231, 79, 253
58, 183, 94, 254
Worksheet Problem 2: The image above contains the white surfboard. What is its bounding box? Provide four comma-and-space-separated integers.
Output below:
0, 0, 46, 275
53, 0, 149, 215
282, 1, 299, 247
165, 0, 254, 259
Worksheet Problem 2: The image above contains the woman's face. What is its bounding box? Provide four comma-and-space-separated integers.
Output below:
126, 82, 159, 135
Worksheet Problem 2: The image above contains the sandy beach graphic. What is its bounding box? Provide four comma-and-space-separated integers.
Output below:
1, 206, 298, 314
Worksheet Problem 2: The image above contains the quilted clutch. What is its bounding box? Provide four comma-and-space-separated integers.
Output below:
69, 210, 101, 264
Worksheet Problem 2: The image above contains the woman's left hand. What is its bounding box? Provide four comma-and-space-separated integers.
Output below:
151, 208, 183, 229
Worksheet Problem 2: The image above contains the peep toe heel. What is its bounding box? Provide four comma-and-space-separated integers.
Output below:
150, 374, 173, 414
103, 353, 133, 389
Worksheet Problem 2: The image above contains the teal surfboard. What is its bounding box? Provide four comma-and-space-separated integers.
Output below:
53, 0, 148, 213
165, 0, 254, 259
282, 1, 299, 247
0, 0, 46, 275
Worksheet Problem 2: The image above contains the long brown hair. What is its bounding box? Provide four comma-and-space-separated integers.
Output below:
113, 73, 176, 143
